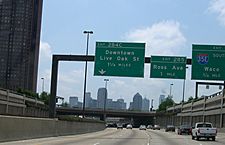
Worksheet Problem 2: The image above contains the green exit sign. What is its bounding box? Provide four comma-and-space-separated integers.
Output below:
192, 44, 225, 81
94, 42, 145, 77
150, 56, 187, 79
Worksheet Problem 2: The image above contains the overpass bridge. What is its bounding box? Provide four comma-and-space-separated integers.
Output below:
56, 107, 156, 118
56, 107, 156, 126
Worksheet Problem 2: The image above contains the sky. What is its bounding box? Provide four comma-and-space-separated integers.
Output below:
37, 0, 225, 109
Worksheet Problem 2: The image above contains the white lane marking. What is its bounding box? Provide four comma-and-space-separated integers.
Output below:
144, 131, 151, 145
93, 143, 100, 145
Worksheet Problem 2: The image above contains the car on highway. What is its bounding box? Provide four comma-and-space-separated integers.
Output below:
192, 122, 217, 141
177, 125, 192, 135
152, 125, 160, 130
117, 124, 123, 129
139, 125, 146, 130
165, 125, 175, 132
147, 125, 153, 129
126, 124, 132, 129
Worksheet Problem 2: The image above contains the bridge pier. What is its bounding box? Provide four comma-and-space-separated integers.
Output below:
100, 115, 105, 121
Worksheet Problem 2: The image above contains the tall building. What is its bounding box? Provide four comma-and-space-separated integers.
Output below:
0, 0, 43, 92
69, 96, 82, 108
133, 93, 142, 111
85, 92, 92, 108
107, 99, 113, 109
142, 98, 150, 111
117, 99, 126, 110
107, 98, 126, 110
90, 99, 97, 109
129, 102, 133, 110
159, 95, 166, 105
69, 96, 78, 108
97, 88, 107, 109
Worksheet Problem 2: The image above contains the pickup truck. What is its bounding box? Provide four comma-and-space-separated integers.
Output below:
192, 122, 217, 141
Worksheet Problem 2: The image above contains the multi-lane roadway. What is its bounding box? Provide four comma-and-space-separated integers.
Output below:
1, 128, 225, 145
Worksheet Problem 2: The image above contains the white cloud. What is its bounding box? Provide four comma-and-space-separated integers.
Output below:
40, 41, 52, 60
124, 20, 186, 56
208, 0, 225, 26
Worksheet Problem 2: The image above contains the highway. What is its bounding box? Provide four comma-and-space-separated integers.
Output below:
1, 128, 225, 145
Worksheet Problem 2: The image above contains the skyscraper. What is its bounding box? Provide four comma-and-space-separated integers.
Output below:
69, 96, 79, 108
0, 0, 43, 92
142, 98, 150, 111
85, 92, 92, 108
133, 93, 142, 111
117, 99, 126, 110
97, 88, 107, 109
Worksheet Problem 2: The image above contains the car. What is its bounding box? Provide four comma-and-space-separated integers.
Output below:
117, 124, 123, 129
126, 124, 132, 129
139, 125, 146, 130
152, 125, 160, 130
177, 125, 192, 135
147, 125, 153, 129
192, 122, 217, 141
165, 125, 175, 132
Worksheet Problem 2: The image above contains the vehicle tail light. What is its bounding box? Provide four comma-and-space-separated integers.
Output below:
216, 129, 217, 134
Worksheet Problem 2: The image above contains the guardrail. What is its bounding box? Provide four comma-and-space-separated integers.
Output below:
0, 88, 48, 117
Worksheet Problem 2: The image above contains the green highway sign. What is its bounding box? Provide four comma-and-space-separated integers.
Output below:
94, 42, 145, 77
192, 44, 225, 81
150, 56, 187, 79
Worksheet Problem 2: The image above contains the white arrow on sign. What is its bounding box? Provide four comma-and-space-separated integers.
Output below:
99, 69, 106, 75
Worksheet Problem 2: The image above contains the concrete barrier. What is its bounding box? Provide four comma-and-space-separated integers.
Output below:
0, 115, 105, 142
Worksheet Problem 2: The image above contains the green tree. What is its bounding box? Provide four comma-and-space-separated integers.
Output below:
157, 97, 174, 112
39, 92, 50, 105
61, 102, 69, 107
187, 96, 194, 102
17, 88, 39, 99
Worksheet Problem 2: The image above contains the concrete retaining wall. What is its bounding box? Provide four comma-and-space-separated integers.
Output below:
0, 115, 105, 142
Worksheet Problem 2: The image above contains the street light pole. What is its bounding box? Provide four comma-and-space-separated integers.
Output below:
182, 67, 189, 103
41, 77, 44, 92
82, 30, 93, 118
103, 79, 109, 120
169, 83, 174, 98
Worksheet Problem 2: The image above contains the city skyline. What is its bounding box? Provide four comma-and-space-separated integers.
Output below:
68, 88, 152, 110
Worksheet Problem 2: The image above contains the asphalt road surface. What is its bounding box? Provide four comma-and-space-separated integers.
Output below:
1, 128, 225, 145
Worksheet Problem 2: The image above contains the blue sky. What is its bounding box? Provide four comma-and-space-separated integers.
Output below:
38, 0, 225, 108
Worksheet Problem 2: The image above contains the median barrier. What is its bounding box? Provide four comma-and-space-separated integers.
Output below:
0, 115, 105, 142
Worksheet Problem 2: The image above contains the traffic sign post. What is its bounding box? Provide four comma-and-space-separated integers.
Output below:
94, 42, 145, 77
150, 56, 187, 79
192, 44, 225, 81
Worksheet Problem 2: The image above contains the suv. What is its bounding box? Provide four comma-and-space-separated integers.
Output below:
177, 125, 192, 135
